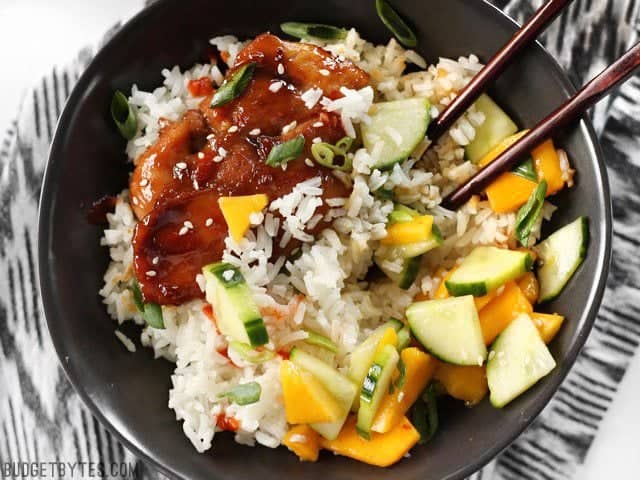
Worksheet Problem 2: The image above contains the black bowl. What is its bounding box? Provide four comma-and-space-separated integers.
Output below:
38, 0, 612, 479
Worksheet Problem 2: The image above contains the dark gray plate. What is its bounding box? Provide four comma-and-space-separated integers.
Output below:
38, 0, 612, 479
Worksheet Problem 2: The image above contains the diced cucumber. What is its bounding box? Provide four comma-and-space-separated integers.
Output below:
406, 296, 487, 365
348, 323, 402, 390
290, 347, 358, 440
303, 330, 338, 353
465, 94, 518, 163
375, 224, 442, 289
536, 217, 589, 303
385, 318, 411, 349
389, 204, 419, 224
356, 344, 400, 438
374, 251, 422, 289
445, 246, 532, 296
203, 262, 268, 346
362, 97, 431, 170
486, 315, 556, 407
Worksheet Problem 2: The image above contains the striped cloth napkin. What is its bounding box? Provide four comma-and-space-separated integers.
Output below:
1, 1, 638, 478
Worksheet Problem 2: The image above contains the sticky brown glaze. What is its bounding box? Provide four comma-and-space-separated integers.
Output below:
129, 110, 209, 219
132, 33, 369, 305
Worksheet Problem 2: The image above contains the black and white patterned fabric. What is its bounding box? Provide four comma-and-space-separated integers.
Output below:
1, 1, 638, 479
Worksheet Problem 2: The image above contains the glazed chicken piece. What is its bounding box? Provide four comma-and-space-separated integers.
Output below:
131, 33, 370, 305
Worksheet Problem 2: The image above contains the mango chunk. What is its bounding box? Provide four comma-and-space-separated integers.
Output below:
532, 139, 565, 195
381, 215, 434, 245
434, 363, 488, 406
532, 312, 565, 344
485, 172, 537, 213
372, 348, 436, 433
517, 271, 540, 304
479, 281, 532, 345
283, 425, 321, 462
478, 130, 529, 168
320, 415, 419, 467
280, 360, 342, 424
218, 194, 269, 242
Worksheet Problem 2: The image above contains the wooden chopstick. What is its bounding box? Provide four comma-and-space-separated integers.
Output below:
441, 41, 640, 211
426, 0, 574, 142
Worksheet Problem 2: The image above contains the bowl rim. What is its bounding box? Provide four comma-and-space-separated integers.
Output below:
37, 0, 612, 478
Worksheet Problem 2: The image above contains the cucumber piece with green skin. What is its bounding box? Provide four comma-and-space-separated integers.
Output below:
303, 330, 338, 353
445, 246, 532, 297
289, 348, 358, 440
536, 217, 589, 303
388, 204, 419, 224
464, 94, 518, 163
486, 315, 556, 407
374, 251, 423, 290
348, 322, 403, 389
397, 327, 411, 350
203, 262, 268, 346
374, 224, 443, 289
407, 296, 487, 365
356, 344, 400, 439
362, 97, 431, 170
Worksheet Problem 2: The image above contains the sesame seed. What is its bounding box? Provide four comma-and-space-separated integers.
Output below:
176, 162, 187, 170
152, 256, 159, 265
148, 153, 158, 162
205, 218, 213, 227
193, 179, 200, 190
269, 81, 284, 93
139, 178, 149, 187
184, 220, 194, 229
249, 128, 261, 136
146, 270, 157, 277
178, 226, 189, 236
206, 133, 215, 140
213, 155, 223, 163
277, 63, 284, 75
132, 197, 139, 205
319, 69, 330, 76
312, 137, 322, 144
197, 152, 205, 159
227, 125, 238, 133
304, 158, 314, 167
218, 147, 227, 157
282, 120, 297, 135
312, 121, 324, 128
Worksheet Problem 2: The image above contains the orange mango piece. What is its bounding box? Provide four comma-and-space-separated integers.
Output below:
479, 281, 533, 345
434, 363, 488, 406
532, 312, 565, 344
372, 348, 437, 433
478, 130, 530, 168
517, 271, 540, 304
381, 215, 434, 245
282, 425, 321, 462
320, 415, 420, 467
532, 139, 564, 195
280, 361, 342, 424
485, 172, 538, 214
218, 194, 269, 241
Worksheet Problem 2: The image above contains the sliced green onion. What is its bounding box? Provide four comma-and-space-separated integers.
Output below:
395, 357, 406, 390
376, 188, 395, 201
128, 278, 164, 329
397, 327, 411, 350
515, 180, 547, 247
303, 330, 338, 353
334, 136, 354, 154
211, 62, 256, 108
375, 0, 417, 48
143, 303, 165, 329
281, 22, 348, 41
513, 157, 537, 182
219, 381, 262, 405
229, 341, 275, 363
111, 90, 138, 140
128, 279, 144, 312
311, 143, 353, 171
266, 135, 305, 167
412, 384, 439, 444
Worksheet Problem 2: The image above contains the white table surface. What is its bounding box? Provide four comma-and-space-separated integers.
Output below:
1, 0, 638, 477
